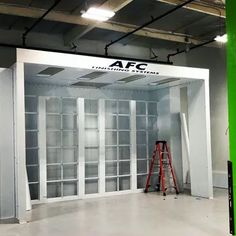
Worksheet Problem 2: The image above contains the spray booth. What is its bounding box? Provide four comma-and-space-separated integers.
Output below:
0, 48, 213, 222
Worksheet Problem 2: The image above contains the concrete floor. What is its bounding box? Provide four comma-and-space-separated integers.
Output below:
0, 189, 229, 236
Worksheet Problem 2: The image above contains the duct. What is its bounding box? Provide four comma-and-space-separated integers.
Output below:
104, 0, 196, 56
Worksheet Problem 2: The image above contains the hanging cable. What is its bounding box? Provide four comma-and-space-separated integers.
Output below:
167, 38, 215, 62
104, 0, 196, 56
22, 0, 62, 46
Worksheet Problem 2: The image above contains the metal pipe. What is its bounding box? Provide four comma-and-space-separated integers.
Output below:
167, 38, 215, 62
22, 0, 62, 46
0, 42, 173, 65
105, 0, 196, 56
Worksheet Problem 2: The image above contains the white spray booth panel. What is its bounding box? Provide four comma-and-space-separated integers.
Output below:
11, 48, 213, 222
0, 68, 15, 220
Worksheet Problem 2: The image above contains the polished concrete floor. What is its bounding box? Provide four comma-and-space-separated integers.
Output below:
0, 189, 229, 236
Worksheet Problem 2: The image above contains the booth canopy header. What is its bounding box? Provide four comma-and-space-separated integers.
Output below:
17, 48, 209, 80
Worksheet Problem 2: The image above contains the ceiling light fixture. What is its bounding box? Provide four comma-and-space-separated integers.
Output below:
81, 7, 115, 21
149, 82, 157, 86
36, 67, 64, 77
149, 78, 180, 86
78, 71, 107, 80
214, 34, 227, 43
72, 81, 109, 88
117, 75, 146, 84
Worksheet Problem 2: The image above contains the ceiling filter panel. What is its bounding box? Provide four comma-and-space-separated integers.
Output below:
37, 67, 65, 77
78, 71, 108, 80
71, 81, 110, 88
149, 78, 180, 86
117, 75, 146, 83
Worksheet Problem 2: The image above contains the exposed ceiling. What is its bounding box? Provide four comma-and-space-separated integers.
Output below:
0, 0, 226, 56
24, 63, 193, 90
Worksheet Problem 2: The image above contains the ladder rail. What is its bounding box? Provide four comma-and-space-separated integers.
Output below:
165, 143, 179, 194
144, 140, 179, 196
159, 143, 166, 195
144, 145, 158, 192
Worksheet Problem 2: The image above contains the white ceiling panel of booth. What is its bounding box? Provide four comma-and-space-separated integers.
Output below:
24, 63, 195, 90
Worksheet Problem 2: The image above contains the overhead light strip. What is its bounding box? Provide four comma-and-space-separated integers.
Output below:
214, 34, 227, 43
37, 67, 64, 77
149, 78, 180, 86
78, 71, 107, 80
81, 7, 115, 22
72, 81, 110, 88
117, 75, 146, 84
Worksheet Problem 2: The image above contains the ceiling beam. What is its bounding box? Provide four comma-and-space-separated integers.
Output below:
64, 0, 134, 45
96, 21, 203, 44
101, 0, 134, 11
0, 4, 206, 45
157, 0, 225, 18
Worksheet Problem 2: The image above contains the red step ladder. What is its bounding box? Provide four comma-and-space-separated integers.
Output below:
144, 140, 179, 196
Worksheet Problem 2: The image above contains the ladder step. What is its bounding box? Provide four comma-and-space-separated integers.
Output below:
145, 140, 179, 196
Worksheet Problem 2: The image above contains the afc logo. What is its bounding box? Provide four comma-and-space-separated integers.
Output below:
109, 60, 148, 71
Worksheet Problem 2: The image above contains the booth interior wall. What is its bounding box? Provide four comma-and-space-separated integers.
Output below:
152, 87, 184, 191
25, 83, 161, 202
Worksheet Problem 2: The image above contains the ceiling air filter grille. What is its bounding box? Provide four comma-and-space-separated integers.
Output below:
117, 75, 146, 83
78, 71, 107, 80
150, 78, 180, 86
157, 78, 180, 85
37, 67, 64, 76
72, 81, 109, 88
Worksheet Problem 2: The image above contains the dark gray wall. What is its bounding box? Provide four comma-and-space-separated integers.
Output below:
0, 47, 16, 68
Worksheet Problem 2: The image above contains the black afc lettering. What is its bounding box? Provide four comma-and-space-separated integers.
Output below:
109, 60, 148, 71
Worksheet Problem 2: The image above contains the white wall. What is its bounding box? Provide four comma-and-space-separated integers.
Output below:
178, 46, 228, 188
187, 80, 213, 198
154, 88, 183, 191
0, 68, 15, 220
25, 83, 184, 193
25, 83, 154, 101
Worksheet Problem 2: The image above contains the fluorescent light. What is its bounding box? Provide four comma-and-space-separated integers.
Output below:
36, 67, 64, 77
149, 78, 180, 86
72, 81, 109, 88
36, 74, 51, 77
215, 34, 227, 43
81, 7, 115, 21
78, 71, 107, 80
149, 82, 157, 86
117, 75, 146, 83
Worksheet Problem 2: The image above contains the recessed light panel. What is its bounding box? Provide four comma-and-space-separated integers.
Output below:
78, 71, 107, 80
37, 67, 64, 77
72, 81, 109, 88
117, 75, 146, 83
149, 78, 180, 86
81, 7, 115, 21
215, 34, 227, 43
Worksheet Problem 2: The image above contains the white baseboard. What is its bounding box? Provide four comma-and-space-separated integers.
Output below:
213, 170, 227, 189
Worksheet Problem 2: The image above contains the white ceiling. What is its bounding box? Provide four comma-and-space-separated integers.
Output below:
24, 63, 192, 91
